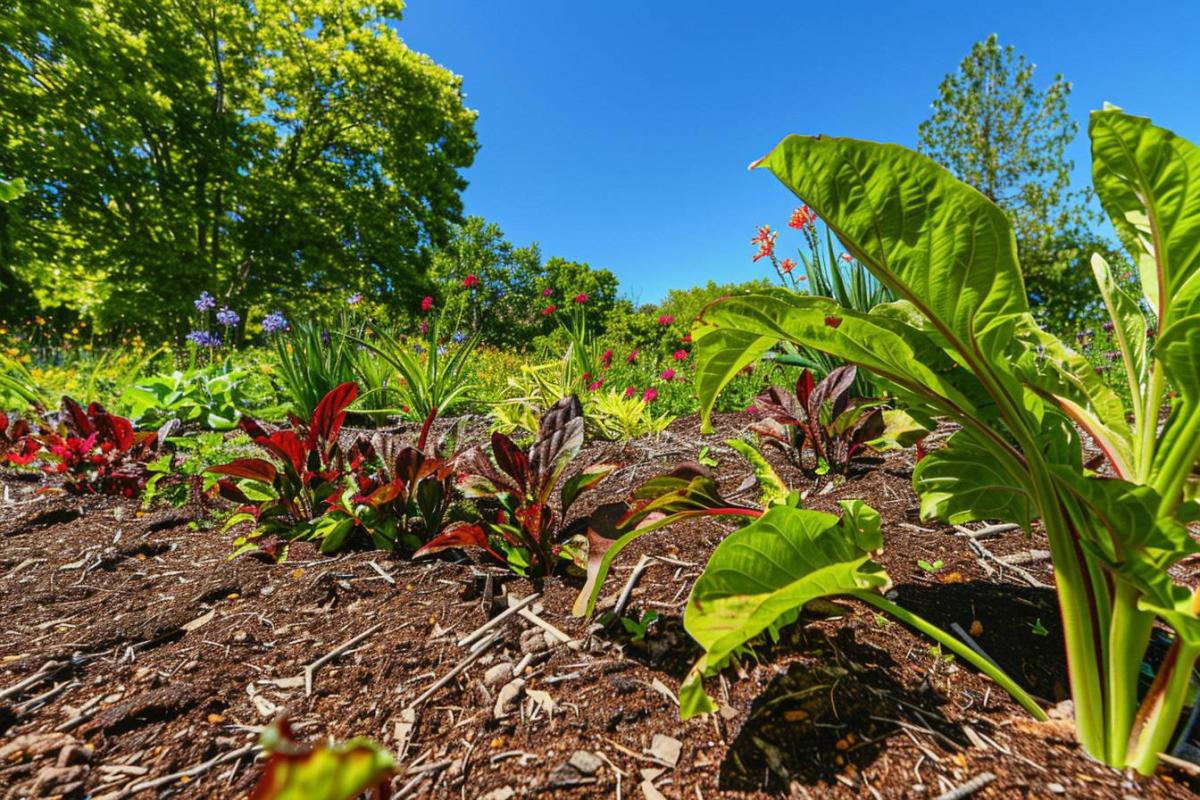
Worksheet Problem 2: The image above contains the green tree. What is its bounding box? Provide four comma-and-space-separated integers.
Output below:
917, 35, 1115, 328
0, 0, 477, 337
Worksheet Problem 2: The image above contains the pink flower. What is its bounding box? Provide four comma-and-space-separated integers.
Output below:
463, 274, 479, 288
673, 349, 687, 361
574, 292, 589, 304
542, 305, 556, 316
420, 320, 428, 335
626, 349, 638, 364
588, 379, 604, 391
780, 258, 797, 274
681, 334, 692, 344
657, 314, 675, 326
602, 349, 613, 368
742, 363, 755, 374
624, 386, 636, 399
839, 252, 853, 262
661, 368, 675, 381
543, 287, 554, 297
642, 387, 658, 403
421, 296, 434, 312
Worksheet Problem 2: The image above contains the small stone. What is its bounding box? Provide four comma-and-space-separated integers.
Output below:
646, 734, 682, 768
520, 627, 548, 655
32, 764, 88, 794
641, 779, 668, 800
547, 762, 592, 788
1047, 783, 1066, 794
493, 678, 525, 719
483, 662, 513, 687
480, 789, 515, 800
568, 750, 602, 776
640, 767, 665, 781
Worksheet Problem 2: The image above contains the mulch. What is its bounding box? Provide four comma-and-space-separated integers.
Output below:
1, 412, 1198, 799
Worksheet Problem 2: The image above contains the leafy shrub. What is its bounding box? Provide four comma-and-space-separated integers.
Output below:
692, 107, 1200, 773
0, 411, 39, 466
121, 366, 248, 430
751, 366, 884, 474
39, 397, 169, 496
418, 396, 614, 576
141, 430, 259, 511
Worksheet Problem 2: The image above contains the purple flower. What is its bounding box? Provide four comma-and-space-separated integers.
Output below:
1106, 351, 1121, 362
194, 291, 216, 312
216, 307, 240, 327
348, 292, 363, 306
186, 330, 220, 348
262, 312, 289, 334
1102, 321, 1115, 334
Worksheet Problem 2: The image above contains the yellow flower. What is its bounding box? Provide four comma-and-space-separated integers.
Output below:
19, 354, 30, 364
0, 327, 7, 335
4, 347, 17, 357
35, 316, 45, 325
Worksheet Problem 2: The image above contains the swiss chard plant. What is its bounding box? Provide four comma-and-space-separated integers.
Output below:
691, 107, 1200, 773
38, 397, 171, 496
417, 396, 615, 576
751, 365, 884, 474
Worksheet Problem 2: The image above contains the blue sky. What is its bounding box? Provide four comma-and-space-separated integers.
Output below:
398, 1, 1199, 304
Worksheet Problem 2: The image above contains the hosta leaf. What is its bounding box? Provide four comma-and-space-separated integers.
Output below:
1090, 107, 1200, 328
912, 430, 1036, 529
680, 502, 888, 717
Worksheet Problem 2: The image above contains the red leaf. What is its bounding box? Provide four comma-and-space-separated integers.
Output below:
263, 431, 306, 474
413, 522, 500, 561
61, 396, 94, 437
796, 369, 815, 409
307, 382, 359, 451
363, 480, 402, 507
490, 432, 528, 492
208, 458, 279, 484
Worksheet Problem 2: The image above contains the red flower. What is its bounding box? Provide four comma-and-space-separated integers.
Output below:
624, 386, 636, 399
421, 296, 434, 312
789, 206, 817, 230
741, 363, 755, 374
824, 315, 843, 329
751, 224, 773, 245
542, 305, 557, 316
780, 258, 797, 274
657, 314, 675, 326
588, 379, 604, 391
673, 349, 687, 361
574, 292, 589, 304
642, 387, 658, 403
681, 334, 692, 344
463, 274, 479, 288
661, 368, 675, 381
602, 349, 613, 368
626, 349, 638, 364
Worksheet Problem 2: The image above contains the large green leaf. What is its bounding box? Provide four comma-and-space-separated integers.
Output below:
251, 724, 395, 800
680, 502, 888, 717
752, 134, 1028, 360
913, 430, 1037, 529
1090, 107, 1200, 329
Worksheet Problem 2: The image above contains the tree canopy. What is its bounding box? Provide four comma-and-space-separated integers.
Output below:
917, 34, 1118, 327
0, 0, 477, 336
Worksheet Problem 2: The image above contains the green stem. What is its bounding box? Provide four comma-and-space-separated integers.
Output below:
853, 591, 1048, 722
1105, 581, 1155, 765
1127, 640, 1200, 775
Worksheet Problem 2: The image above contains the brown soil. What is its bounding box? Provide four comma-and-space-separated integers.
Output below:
1, 413, 1198, 799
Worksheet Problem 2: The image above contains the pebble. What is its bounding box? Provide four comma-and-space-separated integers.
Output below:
55, 744, 91, 768
520, 627, 548, 655
493, 678, 525, 719
32, 764, 88, 795
483, 662, 513, 687
1047, 783, 1066, 794
568, 750, 602, 776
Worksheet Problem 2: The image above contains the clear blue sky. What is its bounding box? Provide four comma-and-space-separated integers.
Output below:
398, 1, 1199, 304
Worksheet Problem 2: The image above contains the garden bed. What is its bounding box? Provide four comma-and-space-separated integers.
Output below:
0, 414, 1197, 799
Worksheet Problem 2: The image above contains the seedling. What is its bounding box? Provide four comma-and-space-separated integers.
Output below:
1029, 618, 1050, 637
620, 610, 660, 642
917, 559, 945, 574
697, 445, 719, 467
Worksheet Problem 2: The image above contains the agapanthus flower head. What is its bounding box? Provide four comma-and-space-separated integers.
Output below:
194, 291, 217, 312
348, 292, 363, 306
216, 307, 240, 327
642, 387, 658, 403
574, 292, 589, 305
421, 296, 434, 312
542, 305, 556, 316
262, 312, 289, 334
543, 287, 554, 297
463, 274, 479, 288
626, 349, 638, 364
657, 314, 675, 326
779, 259, 797, 274
186, 330, 220, 348
788, 206, 817, 230
673, 349, 688, 361
452, 331, 467, 344
661, 368, 676, 381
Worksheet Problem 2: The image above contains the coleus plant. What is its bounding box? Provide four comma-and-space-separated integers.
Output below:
38, 397, 169, 496
751, 365, 884, 474
0, 411, 40, 466
691, 107, 1200, 773
416, 396, 615, 577
209, 382, 361, 558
